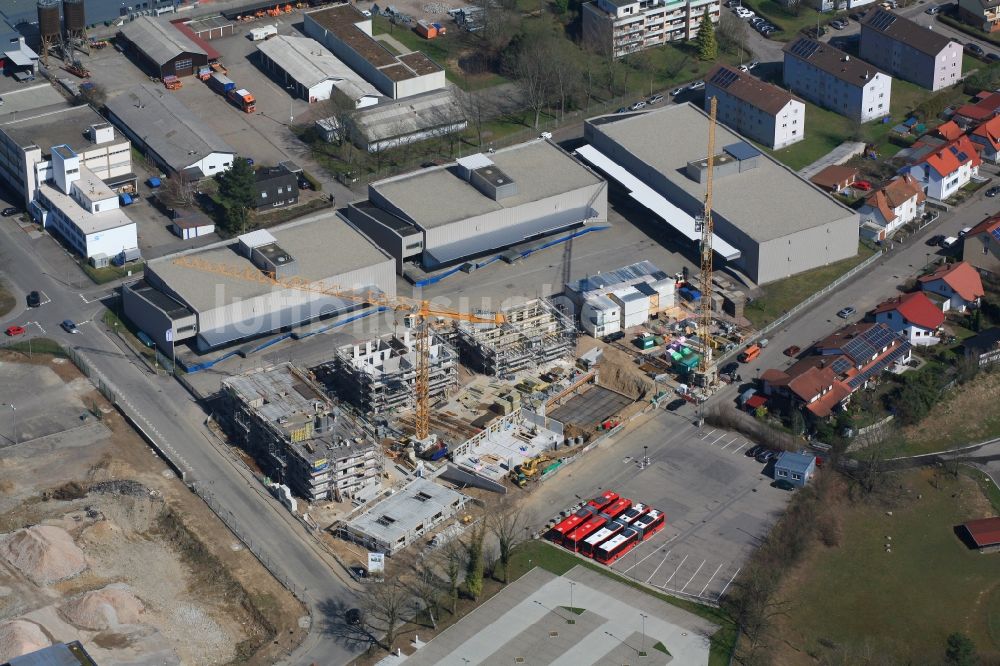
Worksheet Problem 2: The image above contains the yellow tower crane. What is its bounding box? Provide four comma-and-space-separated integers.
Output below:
696, 96, 717, 383
171, 255, 505, 441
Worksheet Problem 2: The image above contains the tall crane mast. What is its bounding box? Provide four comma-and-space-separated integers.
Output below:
697, 96, 717, 379
171, 255, 505, 441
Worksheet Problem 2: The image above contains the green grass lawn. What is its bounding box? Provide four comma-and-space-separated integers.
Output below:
81, 261, 144, 285
509, 541, 736, 666
1, 337, 67, 357
744, 243, 876, 329
775, 469, 1000, 663
740, 0, 835, 41
0, 279, 15, 318
894, 370, 1000, 456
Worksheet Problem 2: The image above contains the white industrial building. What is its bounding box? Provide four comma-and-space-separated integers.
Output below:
565, 261, 676, 337
342, 90, 468, 153
106, 83, 236, 179
345, 139, 607, 272
122, 213, 396, 354
579, 104, 859, 285
340, 477, 468, 555
32, 143, 138, 264
304, 4, 446, 100
0, 98, 135, 208
255, 35, 381, 107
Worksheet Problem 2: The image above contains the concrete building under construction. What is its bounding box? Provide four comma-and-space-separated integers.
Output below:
221, 363, 382, 503
317, 330, 458, 414
455, 299, 577, 377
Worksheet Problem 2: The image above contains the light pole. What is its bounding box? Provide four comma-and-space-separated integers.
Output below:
569, 580, 576, 620
7, 403, 15, 445
640, 612, 648, 656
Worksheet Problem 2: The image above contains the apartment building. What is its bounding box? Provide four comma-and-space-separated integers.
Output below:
783, 37, 892, 122
582, 0, 719, 59
958, 0, 1000, 33
705, 65, 805, 149
859, 8, 962, 91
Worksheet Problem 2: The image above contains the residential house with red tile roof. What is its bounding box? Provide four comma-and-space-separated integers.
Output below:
858, 174, 926, 241
809, 165, 860, 193
902, 134, 981, 200
873, 291, 945, 345
970, 114, 1000, 162
934, 120, 964, 141
962, 214, 1000, 275
760, 322, 910, 418
954, 91, 1000, 126
918, 260, 985, 312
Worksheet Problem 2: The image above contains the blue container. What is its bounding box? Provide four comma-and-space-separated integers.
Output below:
147, 177, 161, 188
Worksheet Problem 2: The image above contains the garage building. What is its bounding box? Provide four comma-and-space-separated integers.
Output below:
580, 103, 859, 285
122, 214, 397, 353
345, 139, 607, 272
255, 35, 380, 106
118, 16, 209, 78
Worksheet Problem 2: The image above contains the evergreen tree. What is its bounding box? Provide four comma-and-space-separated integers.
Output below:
216, 157, 256, 233
696, 8, 718, 61
945, 633, 977, 666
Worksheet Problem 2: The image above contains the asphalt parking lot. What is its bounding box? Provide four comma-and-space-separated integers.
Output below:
529, 407, 790, 603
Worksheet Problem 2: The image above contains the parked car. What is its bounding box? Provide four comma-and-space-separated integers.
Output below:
927, 234, 946, 247
830, 18, 848, 29
960, 226, 972, 236
747, 60, 759, 69
26, 291, 40, 308
602, 330, 625, 343
988, 53, 1000, 63
940, 236, 959, 248
783, 345, 801, 357
5, 325, 25, 336
61, 319, 79, 334
648, 94, 664, 104
772, 479, 796, 491
986, 186, 1000, 198
1, 207, 17, 217
665, 398, 687, 411
755, 449, 776, 463
853, 180, 873, 191
837, 306, 856, 318
925, 4, 942, 13
616, 107, 629, 113
688, 80, 705, 90
631, 100, 646, 110
670, 87, 684, 97
746, 445, 765, 458
966, 42, 985, 57
721, 361, 739, 376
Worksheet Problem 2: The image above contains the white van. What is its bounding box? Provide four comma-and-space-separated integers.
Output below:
941, 236, 959, 248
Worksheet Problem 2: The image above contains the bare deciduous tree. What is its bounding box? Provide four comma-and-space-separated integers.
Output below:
363, 579, 412, 649
716, 12, 749, 61
457, 84, 492, 147
407, 565, 443, 629
157, 176, 196, 211
505, 31, 559, 129
442, 539, 466, 614
487, 505, 529, 583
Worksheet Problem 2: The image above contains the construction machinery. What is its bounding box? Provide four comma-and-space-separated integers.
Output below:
694, 96, 717, 387
509, 453, 554, 487
62, 61, 90, 78
172, 255, 505, 441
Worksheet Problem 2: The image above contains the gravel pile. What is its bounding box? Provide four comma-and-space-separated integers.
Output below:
0, 525, 87, 585
422, 2, 452, 12
0, 619, 49, 662
61, 583, 145, 630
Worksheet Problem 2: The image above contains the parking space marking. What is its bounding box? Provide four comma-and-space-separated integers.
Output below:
662, 554, 688, 586
619, 534, 677, 573
710, 433, 727, 446
720, 436, 739, 450
698, 562, 725, 596
731, 442, 749, 454
717, 567, 741, 599
699, 428, 716, 440
37, 291, 51, 306
679, 559, 706, 593
644, 549, 672, 583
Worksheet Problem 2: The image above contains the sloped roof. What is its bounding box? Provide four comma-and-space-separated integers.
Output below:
860, 8, 956, 57
966, 213, 1000, 237
873, 291, 945, 330
922, 135, 981, 178
120, 16, 206, 66
971, 114, 1000, 150
706, 64, 801, 116
934, 120, 964, 141
866, 174, 925, 223
963, 517, 1000, 548
918, 261, 985, 302
955, 91, 1000, 122
783, 37, 887, 87
810, 165, 859, 190
787, 365, 838, 403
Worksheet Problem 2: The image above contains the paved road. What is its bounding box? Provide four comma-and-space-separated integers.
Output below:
0, 220, 363, 665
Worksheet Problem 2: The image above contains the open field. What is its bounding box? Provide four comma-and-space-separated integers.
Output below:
771, 468, 1000, 665
0, 280, 13, 318
897, 370, 1000, 455
745, 244, 876, 329
0, 349, 305, 664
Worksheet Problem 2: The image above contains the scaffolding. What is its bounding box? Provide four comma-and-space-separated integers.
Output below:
319, 330, 458, 414
455, 299, 577, 377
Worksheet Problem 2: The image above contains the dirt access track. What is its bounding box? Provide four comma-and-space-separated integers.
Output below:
0, 350, 306, 664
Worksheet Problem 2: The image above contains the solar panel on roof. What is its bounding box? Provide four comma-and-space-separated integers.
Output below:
711, 67, 740, 89
869, 9, 897, 31
724, 142, 762, 161
788, 38, 821, 59
991, 227, 1000, 242
958, 152, 969, 161
865, 325, 898, 350
831, 358, 852, 374
843, 336, 877, 363
847, 343, 910, 389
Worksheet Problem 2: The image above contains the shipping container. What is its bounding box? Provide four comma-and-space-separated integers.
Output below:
249, 24, 278, 40
210, 73, 236, 94
415, 19, 437, 38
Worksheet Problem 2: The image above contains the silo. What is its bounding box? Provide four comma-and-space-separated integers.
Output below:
37, 0, 61, 64
63, 0, 88, 53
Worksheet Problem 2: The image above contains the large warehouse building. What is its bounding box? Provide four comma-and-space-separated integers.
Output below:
106, 83, 235, 178
118, 16, 210, 78
255, 35, 380, 107
303, 4, 446, 99
580, 103, 859, 285
345, 139, 607, 272
122, 214, 397, 353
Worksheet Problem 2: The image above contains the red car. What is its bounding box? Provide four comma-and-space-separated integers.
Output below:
5, 325, 25, 336
783, 345, 801, 357
853, 180, 873, 191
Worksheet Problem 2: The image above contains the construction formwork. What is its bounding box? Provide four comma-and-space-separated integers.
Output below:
317, 330, 458, 414
455, 299, 577, 377
221, 363, 383, 503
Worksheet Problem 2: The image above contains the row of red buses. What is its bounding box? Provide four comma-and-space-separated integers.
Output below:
546, 507, 593, 544
594, 527, 640, 565
564, 514, 607, 552
585, 490, 619, 513
598, 497, 633, 522
617, 503, 649, 526
633, 509, 666, 541
579, 523, 624, 558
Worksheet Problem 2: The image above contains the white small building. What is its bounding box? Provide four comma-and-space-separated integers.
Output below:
31, 144, 138, 263
873, 292, 944, 346
857, 174, 926, 241
610, 287, 650, 330
580, 294, 621, 338
902, 135, 981, 201
170, 212, 216, 240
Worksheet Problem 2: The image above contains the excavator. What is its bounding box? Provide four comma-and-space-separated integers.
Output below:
508, 453, 554, 488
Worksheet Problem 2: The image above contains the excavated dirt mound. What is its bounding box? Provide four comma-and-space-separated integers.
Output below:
598, 347, 654, 400
0, 619, 50, 661
0, 525, 87, 585
61, 583, 145, 630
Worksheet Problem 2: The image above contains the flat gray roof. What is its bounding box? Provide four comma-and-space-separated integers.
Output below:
148, 212, 393, 312
0, 103, 121, 154
120, 16, 207, 66
351, 91, 464, 144
256, 35, 378, 94
0, 82, 67, 120
371, 139, 603, 230
106, 83, 234, 172
587, 103, 854, 242
347, 477, 466, 548
38, 179, 135, 235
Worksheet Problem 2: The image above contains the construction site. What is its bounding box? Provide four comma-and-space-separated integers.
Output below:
220, 363, 383, 504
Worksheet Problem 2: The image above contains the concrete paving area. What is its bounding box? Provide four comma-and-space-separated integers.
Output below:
528, 408, 790, 604
549, 386, 634, 432
392, 566, 716, 665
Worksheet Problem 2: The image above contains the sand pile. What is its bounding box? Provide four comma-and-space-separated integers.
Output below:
61, 583, 145, 630
0, 619, 50, 661
0, 525, 87, 584
80, 520, 121, 546
598, 349, 653, 400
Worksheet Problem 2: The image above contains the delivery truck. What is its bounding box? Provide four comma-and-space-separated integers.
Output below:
227, 88, 256, 113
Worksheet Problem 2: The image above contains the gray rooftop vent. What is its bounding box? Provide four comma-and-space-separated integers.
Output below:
250, 242, 298, 278
470, 165, 518, 200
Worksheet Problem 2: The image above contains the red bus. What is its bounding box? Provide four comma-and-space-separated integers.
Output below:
564, 515, 607, 552
579, 523, 624, 558
546, 507, 594, 545
633, 509, 666, 541
617, 503, 649, 526
595, 528, 639, 565
585, 490, 619, 513
598, 497, 633, 521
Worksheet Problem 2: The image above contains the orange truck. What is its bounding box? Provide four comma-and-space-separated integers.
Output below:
227, 88, 256, 113
163, 75, 182, 90
738, 344, 761, 363
415, 20, 438, 39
